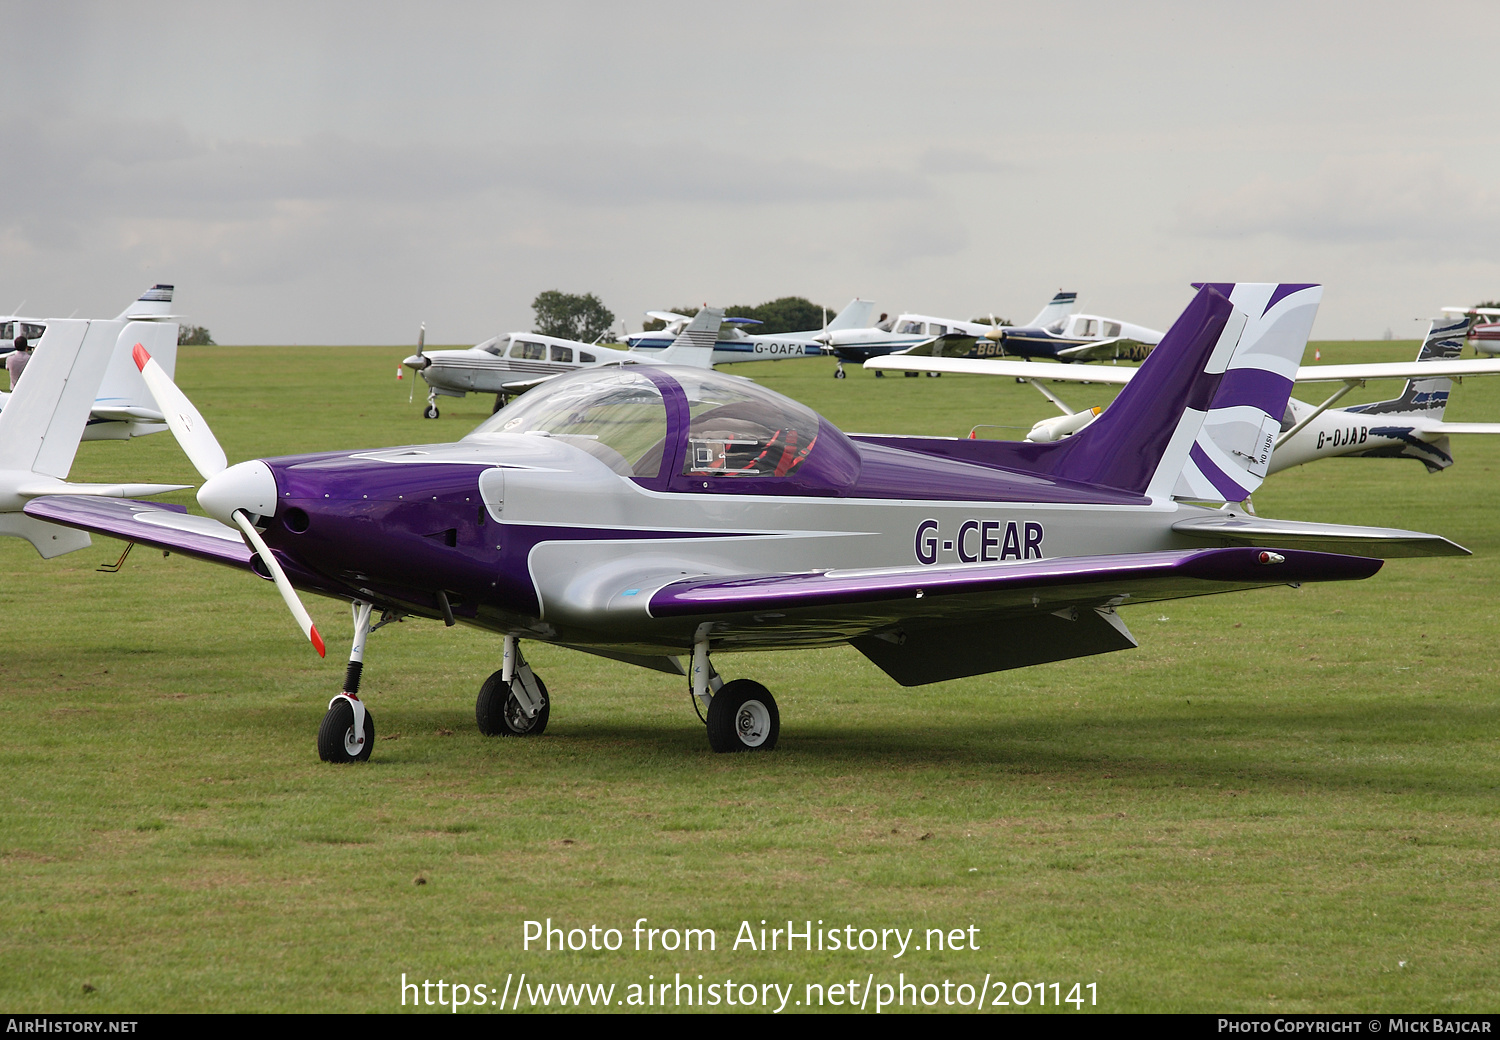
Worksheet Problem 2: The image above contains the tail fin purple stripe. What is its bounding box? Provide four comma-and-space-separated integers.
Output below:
1042, 286, 1234, 493
1210, 368, 1294, 412
1189, 442, 1251, 501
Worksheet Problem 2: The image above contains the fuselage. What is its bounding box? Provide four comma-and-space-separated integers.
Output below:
821, 314, 995, 363
252, 428, 1220, 660
625, 326, 823, 365
409, 333, 628, 397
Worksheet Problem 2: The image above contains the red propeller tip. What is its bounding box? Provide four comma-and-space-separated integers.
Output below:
131, 343, 151, 371
311, 625, 326, 658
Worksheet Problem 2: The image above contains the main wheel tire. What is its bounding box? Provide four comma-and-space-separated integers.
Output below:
423, 404, 440, 419
476, 670, 550, 736
317, 698, 374, 763
706, 679, 779, 753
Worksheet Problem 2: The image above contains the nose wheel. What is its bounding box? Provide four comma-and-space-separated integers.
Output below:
318, 697, 374, 762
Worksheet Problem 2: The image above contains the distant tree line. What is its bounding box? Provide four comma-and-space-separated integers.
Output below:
643, 296, 835, 335
532, 291, 616, 343
177, 324, 214, 346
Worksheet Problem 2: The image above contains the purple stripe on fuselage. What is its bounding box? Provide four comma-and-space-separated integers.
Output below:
1210, 367, 1294, 413
1188, 442, 1251, 502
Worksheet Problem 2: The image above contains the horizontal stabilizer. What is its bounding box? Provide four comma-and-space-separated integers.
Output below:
1172, 514, 1468, 558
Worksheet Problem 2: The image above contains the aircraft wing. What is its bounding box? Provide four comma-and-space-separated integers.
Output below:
1054, 338, 1152, 362
1423, 422, 1500, 435
869, 354, 1500, 385
646, 546, 1381, 685
1289, 359, 1500, 382
24, 496, 253, 569
866, 354, 1134, 383
1170, 515, 1467, 558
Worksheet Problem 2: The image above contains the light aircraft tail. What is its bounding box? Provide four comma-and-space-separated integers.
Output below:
654, 307, 723, 368
972, 283, 1318, 501
115, 284, 177, 321
1028, 291, 1077, 329
0, 319, 183, 557
825, 298, 875, 332
1170, 283, 1322, 503
1344, 315, 1468, 422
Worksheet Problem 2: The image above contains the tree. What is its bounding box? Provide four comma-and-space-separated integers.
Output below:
643, 296, 834, 335
177, 324, 214, 346
532, 291, 615, 343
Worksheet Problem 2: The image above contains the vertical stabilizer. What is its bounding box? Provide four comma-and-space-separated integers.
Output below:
1039, 285, 1245, 498
1345, 315, 1469, 421
1028, 291, 1078, 329
654, 307, 724, 368
0, 319, 122, 477
826, 298, 876, 332
1172, 283, 1322, 502
115, 284, 176, 321
95, 321, 179, 419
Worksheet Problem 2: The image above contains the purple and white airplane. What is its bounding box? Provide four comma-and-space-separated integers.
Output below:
26, 283, 1464, 761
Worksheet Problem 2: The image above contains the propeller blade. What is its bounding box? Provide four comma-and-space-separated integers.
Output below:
231, 509, 326, 657
409, 323, 425, 404
132, 343, 228, 480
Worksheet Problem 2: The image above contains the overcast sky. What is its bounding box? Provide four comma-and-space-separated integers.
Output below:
4, 1, 1498, 343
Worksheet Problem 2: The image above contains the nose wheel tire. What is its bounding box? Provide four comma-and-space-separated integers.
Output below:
706, 679, 779, 752
834, 367, 846, 379
317, 699, 374, 763
476, 670, 550, 736
423, 404, 440, 419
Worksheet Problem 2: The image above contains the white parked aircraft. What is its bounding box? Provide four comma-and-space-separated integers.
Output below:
0, 316, 188, 557
867, 310, 1500, 496
404, 307, 724, 418
817, 291, 1164, 377
625, 298, 876, 366
1441, 306, 1500, 355
0, 285, 180, 440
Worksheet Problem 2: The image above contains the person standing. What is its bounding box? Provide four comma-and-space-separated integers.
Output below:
7, 335, 31, 390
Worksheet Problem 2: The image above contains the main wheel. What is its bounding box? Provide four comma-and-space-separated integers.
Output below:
476, 670, 550, 736
423, 404, 440, 419
706, 679, 779, 753
318, 698, 374, 763
492, 394, 506, 414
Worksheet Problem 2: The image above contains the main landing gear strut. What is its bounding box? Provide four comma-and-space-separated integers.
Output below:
475, 635, 550, 736
692, 635, 780, 752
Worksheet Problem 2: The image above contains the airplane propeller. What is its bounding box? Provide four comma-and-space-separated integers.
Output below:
407, 323, 427, 404
131, 343, 326, 658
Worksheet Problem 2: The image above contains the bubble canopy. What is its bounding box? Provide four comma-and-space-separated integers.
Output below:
466, 365, 861, 495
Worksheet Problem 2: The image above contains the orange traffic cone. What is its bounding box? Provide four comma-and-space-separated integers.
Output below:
396, 366, 404, 380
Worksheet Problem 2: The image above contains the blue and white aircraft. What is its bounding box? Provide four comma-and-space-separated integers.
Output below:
625, 298, 875, 366
817, 292, 1164, 376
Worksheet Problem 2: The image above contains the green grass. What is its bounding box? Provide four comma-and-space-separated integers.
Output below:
1, 343, 1497, 1012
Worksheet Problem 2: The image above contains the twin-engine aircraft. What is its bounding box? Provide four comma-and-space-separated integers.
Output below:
403, 307, 726, 418
815, 292, 1165, 376
28, 283, 1464, 762
625, 298, 876, 365
869, 308, 1500, 484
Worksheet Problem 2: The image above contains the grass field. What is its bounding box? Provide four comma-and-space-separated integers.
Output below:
1, 343, 1497, 1013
